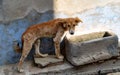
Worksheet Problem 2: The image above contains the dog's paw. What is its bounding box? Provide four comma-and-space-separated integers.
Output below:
18, 68, 24, 73
57, 55, 64, 59
34, 54, 48, 58
42, 54, 48, 57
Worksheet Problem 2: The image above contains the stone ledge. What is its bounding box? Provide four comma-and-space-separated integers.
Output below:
1, 54, 120, 75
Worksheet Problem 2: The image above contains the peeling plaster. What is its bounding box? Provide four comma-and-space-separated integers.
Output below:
0, 10, 54, 65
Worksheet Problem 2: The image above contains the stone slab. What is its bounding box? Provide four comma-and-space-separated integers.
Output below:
107, 72, 120, 75
34, 55, 63, 68
65, 31, 119, 66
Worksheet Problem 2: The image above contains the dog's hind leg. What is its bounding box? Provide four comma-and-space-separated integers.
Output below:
34, 39, 48, 58
17, 40, 33, 72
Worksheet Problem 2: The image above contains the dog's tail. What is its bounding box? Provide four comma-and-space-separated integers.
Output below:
13, 41, 22, 53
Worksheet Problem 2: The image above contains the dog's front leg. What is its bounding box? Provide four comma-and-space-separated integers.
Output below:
53, 30, 64, 59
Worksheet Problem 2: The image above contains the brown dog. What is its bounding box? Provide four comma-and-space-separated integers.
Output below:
15, 17, 82, 72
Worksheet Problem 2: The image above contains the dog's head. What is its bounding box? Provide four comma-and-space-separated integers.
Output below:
58, 17, 83, 35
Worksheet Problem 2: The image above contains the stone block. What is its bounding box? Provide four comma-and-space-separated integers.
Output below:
34, 55, 63, 68
65, 31, 119, 66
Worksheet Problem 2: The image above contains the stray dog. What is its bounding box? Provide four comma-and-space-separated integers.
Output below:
15, 17, 82, 72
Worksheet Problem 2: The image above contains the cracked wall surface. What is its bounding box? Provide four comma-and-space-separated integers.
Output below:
0, 0, 120, 65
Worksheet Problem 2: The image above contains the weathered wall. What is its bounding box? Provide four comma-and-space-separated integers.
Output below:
54, 0, 120, 45
0, 0, 53, 22
0, 0, 54, 65
54, 0, 120, 15
0, 0, 120, 65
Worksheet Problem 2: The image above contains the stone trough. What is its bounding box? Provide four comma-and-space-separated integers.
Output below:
65, 31, 119, 66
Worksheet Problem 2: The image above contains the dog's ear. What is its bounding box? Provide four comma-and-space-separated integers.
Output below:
75, 17, 83, 23
62, 21, 67, 28
57, 20, 67, 28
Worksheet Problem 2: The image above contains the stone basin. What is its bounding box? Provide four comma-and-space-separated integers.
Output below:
65, 31, 119, 66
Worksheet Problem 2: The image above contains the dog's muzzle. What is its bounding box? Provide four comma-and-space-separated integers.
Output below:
69, 30, 74, 35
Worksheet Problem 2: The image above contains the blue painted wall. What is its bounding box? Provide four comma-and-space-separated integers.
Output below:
0, 10, 55, 65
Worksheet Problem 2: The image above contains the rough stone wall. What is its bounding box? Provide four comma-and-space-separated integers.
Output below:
0, 0, 120, 65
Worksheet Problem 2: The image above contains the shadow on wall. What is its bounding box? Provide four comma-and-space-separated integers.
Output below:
0, 0, 55, 65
